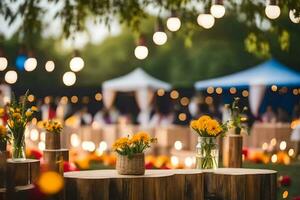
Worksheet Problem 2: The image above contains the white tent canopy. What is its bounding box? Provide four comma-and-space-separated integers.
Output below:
102, 68, 171, 126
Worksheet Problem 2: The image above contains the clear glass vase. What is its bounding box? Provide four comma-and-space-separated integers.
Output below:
196, 137, 219, 169
12, 134, 26, 161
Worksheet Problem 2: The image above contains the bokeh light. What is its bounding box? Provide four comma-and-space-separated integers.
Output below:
38, 171, 64, 195
63, 71, 76, 86
5, 70, 18, 84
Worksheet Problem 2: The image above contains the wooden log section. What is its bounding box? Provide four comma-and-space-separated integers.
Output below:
0, 151, 7, 188
64, 168, 276, 200
223, 135, 243, 168
46, 132, 61, 149
43, 149, 69, 174
7, 159, 40, 187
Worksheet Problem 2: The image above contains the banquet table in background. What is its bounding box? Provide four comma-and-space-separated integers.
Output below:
64, 169, 277, 200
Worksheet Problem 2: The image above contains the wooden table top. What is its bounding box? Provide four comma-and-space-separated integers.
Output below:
64, 168, 277, 179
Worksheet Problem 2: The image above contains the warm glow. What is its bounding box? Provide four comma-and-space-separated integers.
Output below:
180, 97, 189, 106
184, 157, 193, 168
170, 90, 179, 99
270, 138, 277, 146
24, 57, 37, 71
207, 86, 214, 94
71, 96, 78, 103
38, 172, 64, 194
166, 17, 181, 32
30, 129, 39, 141
288, 149, 294, 157
153, 31, 168, 45
293, 89, 298, 95
265, 5, 281, 19
38, 141, 45, 151
271, 85, 277, 92
63, 71, 76, 86
210, 4, 226, 18
271, 154, 277, 163
27, 94, 35, 102
216, 87, 223, 94
178, 113, 187, 121
40, 131, 46, 142
95, 93, 102, 101
71, 133, 80, 147
229, 87, 237, 94
0, 57, 8, 71
70, 57, 84, 72
157, 88, 165, 96
279, 141, 287, 151
197, 14, 215, 29
82, 141, 96, 152
171, 156, 179, 167
5, 70, 18, 84
174, 141, 183, 150
134, 45, 148, 60
242, 90, 249, 97
205, 96, 213, 104
282, 190, 288, 199
262, 142, 268, 151
99, 141, 108, 152
289, 9, 300, 23
45, 60, 55, 72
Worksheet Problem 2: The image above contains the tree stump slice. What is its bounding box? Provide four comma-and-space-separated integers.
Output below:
46, 132, 61, 149
7, 159, 40, 187
223, 135, 243, 168
204, 168, 277, 200
0, 151, 7, 188
43, 149, 69, 174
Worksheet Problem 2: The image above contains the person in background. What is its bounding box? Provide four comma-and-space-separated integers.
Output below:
292, 103, 300, 120
40, 96, 57, 120
196, 103, 210, 118
149, 106, 174, 127
79, 106, 92, 125
261, 106, 276, 123
94, 107, 120, 126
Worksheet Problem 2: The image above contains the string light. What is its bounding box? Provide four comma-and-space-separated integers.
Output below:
180, 97, 189, 106
265, 0, 280, 19
207, 87, 214, 94
279, 141, 287, 151
134, 36, 148, 60
197, 13, 215, 29
170, 90, 179, 99
178, 113, 187, 121
166, 11, 181, 32
71, 96, 78, 103
5, 70, 18, 84
0, 57, 8, 71
210, 0, 226, 18
45, 60, 55, 72
271, 85, 277, 92
289, 9, 300, 23
157, 89, 165, 96
153, 19, 167, 45
95, 93, 102, 101
216, 87, 223, 94
70, 57, 84, 72
174, 141, 183, 150
63, 71, 76, 86
24, 57, 37, 71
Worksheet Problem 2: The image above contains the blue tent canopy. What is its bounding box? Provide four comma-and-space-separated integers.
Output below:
195, 59, 300, 89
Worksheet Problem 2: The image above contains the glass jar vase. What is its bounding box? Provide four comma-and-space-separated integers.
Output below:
196, 137, 219, 169
12, 133, 26, 161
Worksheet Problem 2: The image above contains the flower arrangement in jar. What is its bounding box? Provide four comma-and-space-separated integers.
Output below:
190, 115, 227, 169
43, 120, 63, 149
0, 125, 9, 151
7, 91, 37, 161
113, 131, 157, 175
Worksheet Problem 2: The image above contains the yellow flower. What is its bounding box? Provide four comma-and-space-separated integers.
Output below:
8, 120, 14, 128
0, 125, 7, 136
9, 108, 14, 113
25, 110, 33, 117
132, 132, 150, 143
206, 120, 222, 136
190, 120, 199, 130
31, 106, 38, 112
198, 115, 211, 124
0, 108, 5, 117
15, 108, 21, 113
13, 113, 22, 119
241, 117, 247, 122
112, 137, 129, 150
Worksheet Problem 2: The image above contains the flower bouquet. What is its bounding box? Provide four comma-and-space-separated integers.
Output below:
113, 132, 157, 175
43, 120, 63, 149
7, 91, 37, 161
190, 115, 227, 169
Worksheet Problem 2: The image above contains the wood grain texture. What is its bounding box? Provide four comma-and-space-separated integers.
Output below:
43, 149, 69, 174
7, 159, 40, 187
64, 169, 276, 200
46, 132, 61, 149
223, 135, 243, 168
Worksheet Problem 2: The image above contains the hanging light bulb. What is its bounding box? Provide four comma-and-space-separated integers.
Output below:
24, 57, 37, 71
210, 0, 226, 18
289, 9, 300, 23
45, 60, 55, 72
153, 18, 168, 45
166, 11, 181, 32
134, 36, 148, 60
5, 70, 18, 84
63, 71, 76, 86
265, 0, 280, 19
0, 57, 8, 71
70, 50, 84, 72
197, 13, 215, 29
